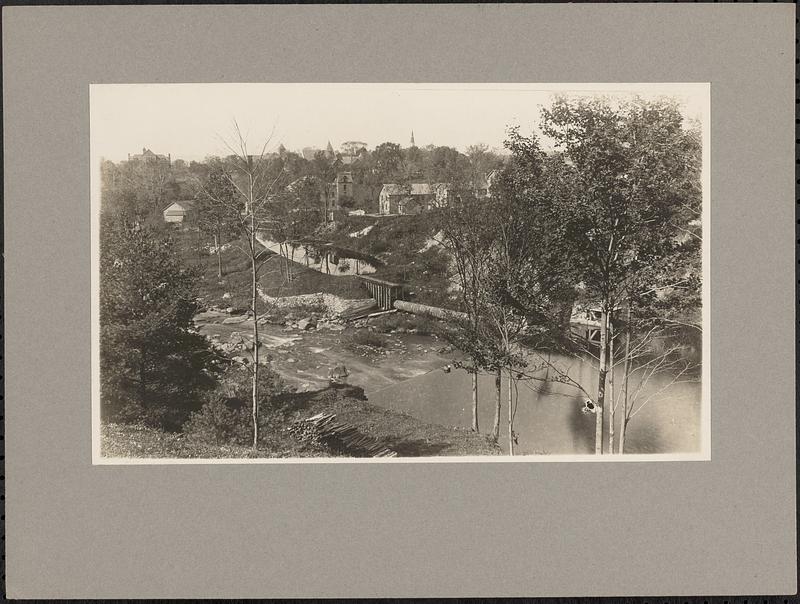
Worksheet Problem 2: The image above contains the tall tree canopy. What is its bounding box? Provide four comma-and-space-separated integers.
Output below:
100, 217, 222, 429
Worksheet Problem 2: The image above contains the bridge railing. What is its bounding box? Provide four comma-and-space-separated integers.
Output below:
358, 275, 405, 311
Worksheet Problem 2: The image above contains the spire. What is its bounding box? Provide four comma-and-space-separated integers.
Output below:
326, 140, 335, 159
410, 131, 416, 147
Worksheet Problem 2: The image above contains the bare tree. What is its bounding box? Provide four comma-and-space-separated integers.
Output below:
198, 122, 284, 449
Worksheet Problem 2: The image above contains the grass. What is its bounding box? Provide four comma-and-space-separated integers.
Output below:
172, 215, 458, 312
101, 386, 501, 459
101, 421, 341, 459
170, 226, 367, 311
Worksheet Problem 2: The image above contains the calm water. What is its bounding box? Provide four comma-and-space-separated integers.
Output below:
367, 352, 702, 456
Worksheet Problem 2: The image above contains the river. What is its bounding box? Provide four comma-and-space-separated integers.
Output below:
366, 351, 702, 456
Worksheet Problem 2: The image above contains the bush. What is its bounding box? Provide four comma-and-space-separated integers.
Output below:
371, 313, 436, 336
182, 395, 248, 445
183, 364, 291, 446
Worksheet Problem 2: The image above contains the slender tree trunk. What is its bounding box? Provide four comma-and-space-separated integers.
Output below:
595, 307, 608, 455
250, 219, 260, 450
608, 314, 615, 454
138, 350, 148, 408
471, 370, 479, 432
507, 371, 514, 456
492, 368, 501, 442
214, 232, 222, 279
620, 304, 632, 454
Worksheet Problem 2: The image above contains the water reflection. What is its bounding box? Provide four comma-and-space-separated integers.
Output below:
367, 353, 701, 456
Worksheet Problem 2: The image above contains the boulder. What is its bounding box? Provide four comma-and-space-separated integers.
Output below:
222, 292, 231, 300
297, 318, 317, 331
222, 315, 248, 325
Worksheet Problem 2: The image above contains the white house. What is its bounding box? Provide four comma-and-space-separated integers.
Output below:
378, 183, 449, 215
163, 200, 195, 223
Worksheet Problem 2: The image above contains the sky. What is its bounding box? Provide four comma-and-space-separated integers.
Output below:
91, 83, 708, 162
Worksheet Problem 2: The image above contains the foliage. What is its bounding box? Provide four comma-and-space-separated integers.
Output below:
370, 312, 435, 336
182, 364, 290, 446
538, 95, 701, 310
195, 165, 240, 243
100, 215, 223, 430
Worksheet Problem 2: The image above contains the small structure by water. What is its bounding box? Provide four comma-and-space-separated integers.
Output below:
359, 275, 405, 311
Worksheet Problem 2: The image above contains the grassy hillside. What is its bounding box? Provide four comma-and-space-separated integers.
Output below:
101, 385, 500, 459
167, 211, 457, 312
169, 226, 366, 311
322, 213, 455, 308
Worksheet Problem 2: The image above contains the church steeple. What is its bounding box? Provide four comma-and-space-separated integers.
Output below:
410, 131, 416, 147
325, 140, 335, 158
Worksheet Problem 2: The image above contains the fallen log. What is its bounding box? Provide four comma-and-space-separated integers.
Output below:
393, 300, 468, 323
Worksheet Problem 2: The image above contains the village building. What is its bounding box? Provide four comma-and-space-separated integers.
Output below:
378, 183, 449, 215
338, 141, 367, 165
162, 200, 195, 223
128, 147, 171, 166
327, 171, 374, 212
474, 169, 500, 198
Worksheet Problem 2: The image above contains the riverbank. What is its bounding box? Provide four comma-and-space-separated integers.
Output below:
100, 385, 500, 459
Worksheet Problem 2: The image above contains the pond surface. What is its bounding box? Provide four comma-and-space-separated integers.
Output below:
366, 351, 702, 456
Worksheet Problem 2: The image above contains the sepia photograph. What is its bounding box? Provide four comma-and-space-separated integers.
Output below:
91, 83, 709, 463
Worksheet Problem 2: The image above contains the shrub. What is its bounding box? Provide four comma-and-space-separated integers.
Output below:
370, 313, 436, 336
182, 394, 247, 445
183, 364, 291, 443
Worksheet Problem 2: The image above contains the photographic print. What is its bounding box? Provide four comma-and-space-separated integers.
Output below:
91, 83, 709, 463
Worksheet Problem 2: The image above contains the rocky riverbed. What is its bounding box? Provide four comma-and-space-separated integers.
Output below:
193, 308, 459, 395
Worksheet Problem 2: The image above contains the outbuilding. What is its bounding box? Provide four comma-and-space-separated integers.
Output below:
162, 200, 195, 223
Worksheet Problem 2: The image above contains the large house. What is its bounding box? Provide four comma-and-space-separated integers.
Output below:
378, 183, 449, 215
128, 147, 171, 166
327, 172, 374, 212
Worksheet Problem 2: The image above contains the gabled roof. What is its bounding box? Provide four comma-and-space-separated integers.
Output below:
163, 200, 195, 213
380, 183, 448, 196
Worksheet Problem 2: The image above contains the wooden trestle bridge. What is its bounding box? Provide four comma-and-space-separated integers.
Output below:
358, 275, 405, 311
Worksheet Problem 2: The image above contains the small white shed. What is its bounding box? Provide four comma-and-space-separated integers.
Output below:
163, 200, 195, 223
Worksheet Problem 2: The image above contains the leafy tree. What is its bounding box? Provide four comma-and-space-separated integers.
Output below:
538, 95, 702, 454
100, 216, 222, 430
372, 142, 403, 178
195, 165, 239, 278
